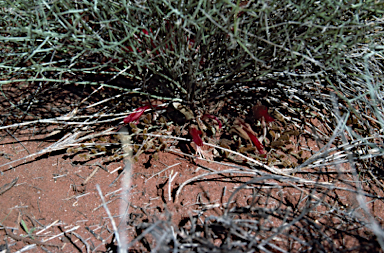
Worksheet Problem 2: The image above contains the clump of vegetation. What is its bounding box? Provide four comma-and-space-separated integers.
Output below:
1, 0, 384, 251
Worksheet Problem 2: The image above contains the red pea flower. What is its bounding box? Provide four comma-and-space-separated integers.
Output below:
202, 114, 222, 129
123, 105, 151, 124
189, 126, 203, 146
253, 105, 274, 123
241, 125, 265, 154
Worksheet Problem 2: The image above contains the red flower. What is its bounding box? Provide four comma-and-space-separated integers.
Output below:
242, 127, 265, 154
123, 105, 151, 124
189, 126, 203, 146
253, 105, 274, 123
202, 114, 222, 129
236, 119, 265, 154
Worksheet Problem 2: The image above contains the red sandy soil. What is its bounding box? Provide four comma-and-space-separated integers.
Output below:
1, 127, 384, 252
0, 130, 260, 252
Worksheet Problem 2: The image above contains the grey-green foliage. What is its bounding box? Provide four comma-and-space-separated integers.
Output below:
1, 0, 383, 101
